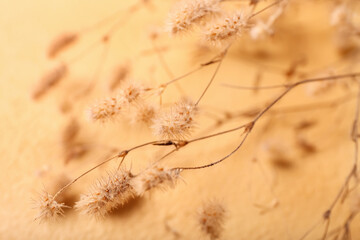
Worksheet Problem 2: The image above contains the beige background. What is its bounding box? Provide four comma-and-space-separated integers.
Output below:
1, 0, 360, 239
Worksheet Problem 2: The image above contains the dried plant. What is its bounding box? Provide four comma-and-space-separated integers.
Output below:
151, 98, 198, 139
132, 165, 181, 195
34, 191, 68, 222
29, 0, 360, 239
166, 0, 220, 35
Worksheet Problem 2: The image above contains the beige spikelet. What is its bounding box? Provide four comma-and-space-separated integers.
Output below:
133, 165, 181, 195
167, 0, 221, 35
48, 32, 78, 58
75, 169, 136, 218
204, 11, 250, 46
32, 63, 68, 100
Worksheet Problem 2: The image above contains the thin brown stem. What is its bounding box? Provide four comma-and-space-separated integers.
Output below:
195, 48, 229, 106
175, 73, 360, 171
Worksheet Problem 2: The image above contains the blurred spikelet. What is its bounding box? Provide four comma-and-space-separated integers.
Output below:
133, 165, 181, 195
47, 32, 78, 58
32, 63, 68, 100
34, 191, 68, 222
203, 11, 249, 46
166, 0, 220, 35
198, 200, 226, 240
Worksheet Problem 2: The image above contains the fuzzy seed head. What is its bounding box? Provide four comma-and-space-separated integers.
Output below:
133, 165, 181, 195
152, 98, 197, 139
120, 81, 144, 104
34, 191, 68, 222
198, 200, 226, 240
250, 21, 273, 40
204, 11, 249, 45
88, 95, 125, 122
88, 81, 144, 122
167, 0, 220, 35
75, 170, 136, 218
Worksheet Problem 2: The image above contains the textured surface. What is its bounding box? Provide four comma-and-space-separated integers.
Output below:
1, 0, 360, 239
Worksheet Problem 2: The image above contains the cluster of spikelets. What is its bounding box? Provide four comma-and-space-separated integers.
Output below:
35, 165, 181, 220
167, 0, 250, 46
89, 80, 198, 139
204, 11, 250, 45
198, 200, 226, 240
166, 0, 292, 45
88, 81, 145, 122
75, 169, 136, 218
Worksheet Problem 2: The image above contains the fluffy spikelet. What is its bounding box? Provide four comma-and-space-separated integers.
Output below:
88, 81, 144, 122
204, 11, 249, 45
131, 103, 158, 126
32, 63, 68, 100
75, 169, 136, 218
34, 191, 68, 222
48, 32, 78, 58
152, 98, 197, 139
167, 0, 220, 35
198, 200, 226, 240
120, 81, 144, 103
88, 95, 125, 122
133, 165, 181, 195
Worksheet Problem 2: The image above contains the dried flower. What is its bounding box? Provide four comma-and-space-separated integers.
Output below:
88, 95, 126, 122
34, 191, 68, 222
88, 81, 145, 122
152, 98, 197, 139
203, 11, 249, 45
166, 0, 220, 35
198, 200, 226, 240
133, 165, 181, 195
47, 32, 78, 58
75, 169, 136, 218
32, 63, 68, 100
